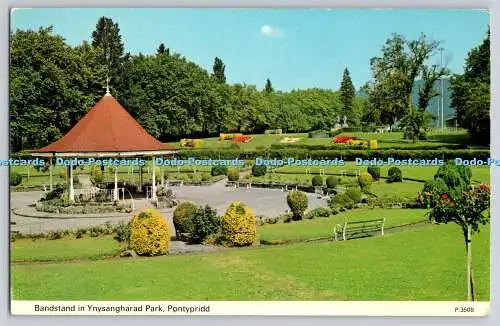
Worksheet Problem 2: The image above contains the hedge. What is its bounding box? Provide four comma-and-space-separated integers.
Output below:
175, 148, 490, 161
270, 144, 469, 151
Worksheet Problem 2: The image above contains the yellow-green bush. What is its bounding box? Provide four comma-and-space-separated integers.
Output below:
180, 138, 203, 148
219, 133, 242, 140
220, 201, 256, 247
358, 172, 373, 191
129, 209, 170, 256
173, 201, 197, 235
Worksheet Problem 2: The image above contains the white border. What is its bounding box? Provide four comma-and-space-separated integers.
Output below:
10, 301, 492, 316
2, 1, 499, 325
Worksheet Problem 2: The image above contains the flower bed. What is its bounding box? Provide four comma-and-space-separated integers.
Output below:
333, 135, 359, 144
232, 135, 253, 143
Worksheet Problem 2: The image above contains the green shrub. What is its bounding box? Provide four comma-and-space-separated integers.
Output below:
367, 195, 416, 208
75, 228, 86, 239
90, 165, 103, 184
433, 162, 471, 199
329, 192, 355, 209
227, 168, 240, 181
325, 176, 338, 189
172, 202, 197, 235
201, 173, 211, 182
41, 185, 65, 201
311, 175, 323, 187
304, 206, 331, 219
47, 230, 63, 240
345, 187, 362, 203
358, 172, 373, 191
367, 166, 381, 181
211, 165, 228, 176
387, 167, 402, 183
220, 201, 256, 246
423, 178, 449, 205
191, 205, 220, 243
252, 164, 267, 177
113, 221, 131, 244
10, 171, 22, 186
193, 173, 204, 183
286, 190, 308, 221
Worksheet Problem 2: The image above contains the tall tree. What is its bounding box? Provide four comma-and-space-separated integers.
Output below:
370, 33, 441, 119
339, 67, 356, 125
91, 17, 125, 95
264, 78, 274, 93
401, 64, 447, 142
450, 28, 490, 143
10, 26, 100, 151
212, 57, 226, 84
418, 65, 446, 110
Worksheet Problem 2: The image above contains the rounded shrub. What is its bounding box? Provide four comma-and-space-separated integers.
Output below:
423, 178, 449, 206
227, 168, 240, 181
252, 164, 267, 177
387, 167, 402, 183
326, 176, 338, 189
211, 165, 228, 176
173, 201, 197, 235
345, 187, 362, 203
129, 209, 170, 256
286, 190, 309, 221
329, 192, 355, 210
434, 162, 471, 198
191, 205, 220, 243
220, 201, 256, 246
311, 175, 323, 187
10, 171, 22, 186
90, 166, 103, 184
358, 172, 373, 191
367, 166, 380, 181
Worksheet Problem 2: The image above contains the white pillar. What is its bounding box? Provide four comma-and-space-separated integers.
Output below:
152, 156, 157, 200
161, 165, 164, 187
68, 162, 74, 202
138, 165, 143, 193
114, 166, 118, 201
49, 158, 53, 191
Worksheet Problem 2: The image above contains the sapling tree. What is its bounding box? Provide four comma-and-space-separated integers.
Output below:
429, 183, 490, 301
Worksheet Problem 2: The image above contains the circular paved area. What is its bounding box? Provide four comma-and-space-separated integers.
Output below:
10, 181, 327, 234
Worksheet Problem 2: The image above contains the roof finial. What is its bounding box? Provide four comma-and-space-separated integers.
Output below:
105, 72, 111, 96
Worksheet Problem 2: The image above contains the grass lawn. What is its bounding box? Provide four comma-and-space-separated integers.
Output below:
258, 208, 429, 243
10, 236, 122, 262
274, 163, 490, 183
11, 223, 489, 301
164, 129, 485, 150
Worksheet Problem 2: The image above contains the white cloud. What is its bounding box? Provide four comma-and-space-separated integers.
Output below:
260, 25, 283, 37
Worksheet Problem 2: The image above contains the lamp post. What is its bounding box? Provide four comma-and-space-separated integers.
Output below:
439, 47, 445, 131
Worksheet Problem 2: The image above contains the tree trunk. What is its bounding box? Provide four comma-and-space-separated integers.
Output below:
466, 225, 474, 301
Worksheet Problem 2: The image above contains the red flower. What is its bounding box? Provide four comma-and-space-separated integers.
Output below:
440, 193, 449, 200
232, 135, 252, 143
333, 135, 359, 144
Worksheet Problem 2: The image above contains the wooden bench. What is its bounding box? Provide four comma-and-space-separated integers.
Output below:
333, 218, 385, 241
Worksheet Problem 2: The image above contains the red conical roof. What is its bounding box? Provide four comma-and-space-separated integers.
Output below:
34, 94, 175, 153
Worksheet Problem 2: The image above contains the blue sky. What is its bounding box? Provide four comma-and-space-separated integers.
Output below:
11, 8, 489, 92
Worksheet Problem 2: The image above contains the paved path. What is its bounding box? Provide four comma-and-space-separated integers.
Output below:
10, 181, 327, 234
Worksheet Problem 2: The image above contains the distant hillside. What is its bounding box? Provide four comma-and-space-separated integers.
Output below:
357, 78, 454, 126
